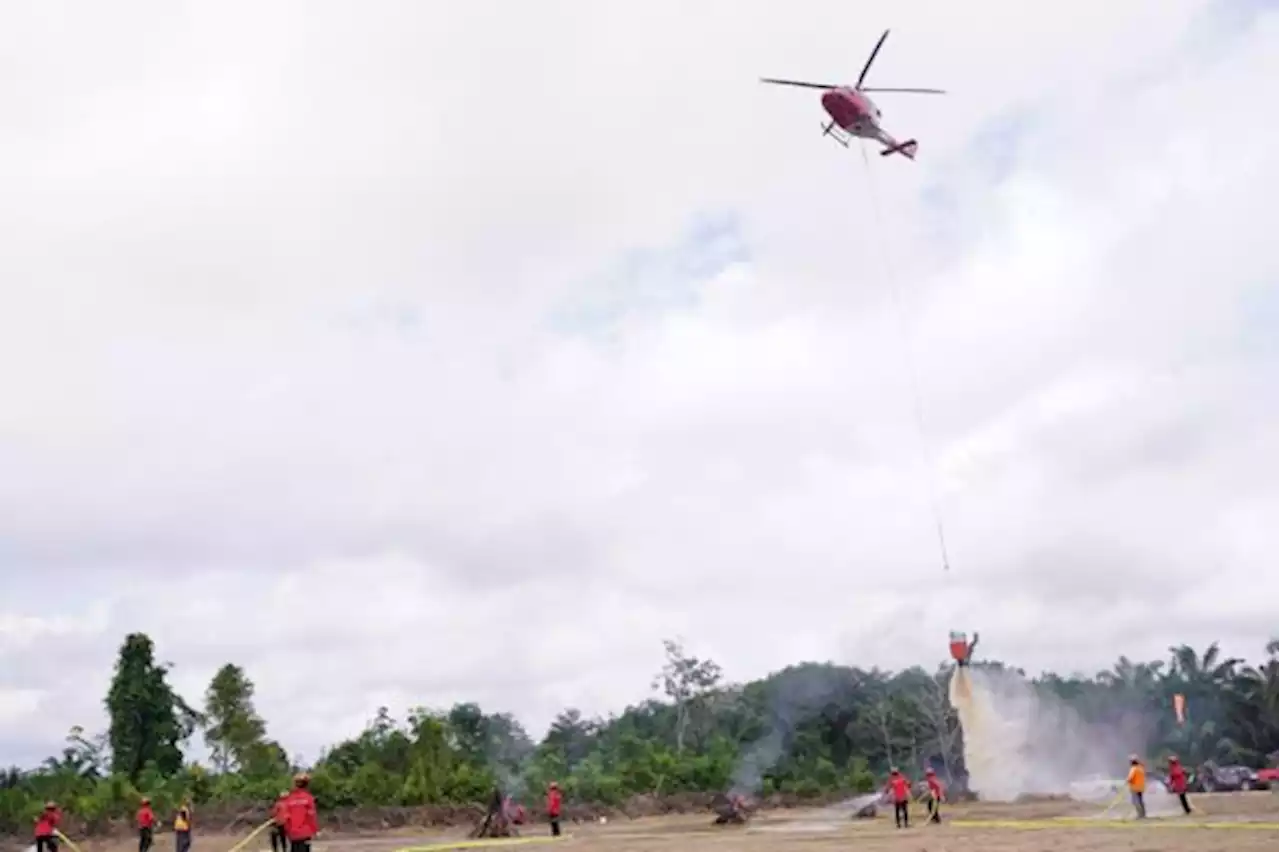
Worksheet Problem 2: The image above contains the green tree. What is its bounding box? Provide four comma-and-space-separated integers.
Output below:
5, 636, 1278, 835
43, 726, 107, 781
444, 703, 534, 793
446, 703, 489, 767
203, 664, 270, 773
105, 633, 199, 781
652, 639, 723, 754
540, 709, 599, 772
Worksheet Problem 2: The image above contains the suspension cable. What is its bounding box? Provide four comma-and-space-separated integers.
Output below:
857, 142, 953, 573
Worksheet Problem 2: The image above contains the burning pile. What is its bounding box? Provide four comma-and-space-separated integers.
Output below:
711, 792, 755, 826
471, 788, 522, 838
851, 794, 880, 819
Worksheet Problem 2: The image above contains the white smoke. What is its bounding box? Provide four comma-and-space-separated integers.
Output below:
729, 664, 856, 796
731, 728, 785, 795
949, 665, 1160, 803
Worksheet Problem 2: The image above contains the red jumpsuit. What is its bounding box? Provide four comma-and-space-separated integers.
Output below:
1167, 761, 1191, 814
925, 774, 944, 823
546, 786, 563, 838
137, 805, 156, 852
34, 806, 61, 852
284, 788, 318, 851
885, 774, 910, 829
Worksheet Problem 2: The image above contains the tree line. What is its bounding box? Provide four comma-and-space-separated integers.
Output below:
1, 633, 1275, 835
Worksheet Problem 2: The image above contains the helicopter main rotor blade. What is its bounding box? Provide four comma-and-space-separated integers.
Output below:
856, 29, 890, 89
860, 87, 947, 95
760, 77, 840, 90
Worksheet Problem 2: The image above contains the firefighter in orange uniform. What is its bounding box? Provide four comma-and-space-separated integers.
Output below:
1126, 755, 1147, 819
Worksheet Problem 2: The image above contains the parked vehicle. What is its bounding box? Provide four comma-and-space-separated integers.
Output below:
1255, 767, 1278, 788
1191, 761, 1265, 792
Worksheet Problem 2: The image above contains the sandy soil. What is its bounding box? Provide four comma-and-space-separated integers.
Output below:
61, 792, 1279, 852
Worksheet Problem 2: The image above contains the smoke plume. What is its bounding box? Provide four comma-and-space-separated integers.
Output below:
731, 728, 785, 795
949, 665, 1176, 808
730, 663, 855, 795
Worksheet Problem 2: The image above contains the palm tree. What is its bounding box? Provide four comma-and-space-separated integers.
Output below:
1222, 640, 1280, 764
1097, 656, 1166, 694
1167, 643, 1244, 685
1164, 643, 1255, 765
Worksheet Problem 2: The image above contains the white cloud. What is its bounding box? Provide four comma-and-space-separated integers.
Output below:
0, 0, 1275, 766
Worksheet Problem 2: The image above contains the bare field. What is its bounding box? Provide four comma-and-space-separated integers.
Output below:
67, 793, 1279, 852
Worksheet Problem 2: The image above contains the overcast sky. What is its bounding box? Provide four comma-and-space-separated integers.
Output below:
1, 0, 1276, 768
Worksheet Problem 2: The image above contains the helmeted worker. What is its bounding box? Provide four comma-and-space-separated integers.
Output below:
271, 792, 290, 852
34, 801, 61, 852
137, 797, 156, 852
173, 804, 192, 852
546, 781, 563, 838
885, 768, 911, 829
283, 773, 318, 852
924, 768, 944, 823
1126, 755, 1147, 819
1166, 755, 1191, 815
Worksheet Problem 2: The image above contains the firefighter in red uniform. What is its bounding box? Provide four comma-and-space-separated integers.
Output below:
884, 768, 911, 829
924, 768, 944, 823
271, 792, 290, 852
137, 797, 156, 852
546, 782, 563, 837
1166, 755, 1191, 815
283, 773, 318, 852
34, 801, 61, 852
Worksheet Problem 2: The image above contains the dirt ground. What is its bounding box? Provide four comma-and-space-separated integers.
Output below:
63, 792, 1278, 852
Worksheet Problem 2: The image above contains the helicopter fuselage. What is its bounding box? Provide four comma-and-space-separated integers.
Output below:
820, 87, 882, 137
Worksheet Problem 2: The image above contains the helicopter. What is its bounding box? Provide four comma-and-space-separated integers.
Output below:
761, 29, 945, 159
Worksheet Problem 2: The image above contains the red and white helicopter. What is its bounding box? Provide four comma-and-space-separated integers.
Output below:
761, 29, 945, 160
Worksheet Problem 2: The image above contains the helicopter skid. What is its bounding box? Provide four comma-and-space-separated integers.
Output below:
820, 121, 851, 148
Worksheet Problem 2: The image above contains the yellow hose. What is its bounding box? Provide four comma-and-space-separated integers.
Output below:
395, 836, 571, 852
53, 829, 84, 852
224, 819, 275, 852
